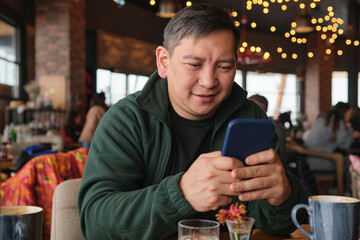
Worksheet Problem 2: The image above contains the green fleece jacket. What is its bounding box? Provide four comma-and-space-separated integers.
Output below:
78, 71, 307, 240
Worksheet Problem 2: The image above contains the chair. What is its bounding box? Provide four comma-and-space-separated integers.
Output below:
50, 178, 84, 240
287, 140, 344, 196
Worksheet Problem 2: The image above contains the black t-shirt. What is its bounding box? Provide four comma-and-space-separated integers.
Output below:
164, 106, 222, 223
164, 106, 214, 176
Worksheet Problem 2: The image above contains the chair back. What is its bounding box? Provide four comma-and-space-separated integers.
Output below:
50, 178, 84, 240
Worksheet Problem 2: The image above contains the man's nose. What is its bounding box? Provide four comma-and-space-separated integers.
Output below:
198, 67, 218, 88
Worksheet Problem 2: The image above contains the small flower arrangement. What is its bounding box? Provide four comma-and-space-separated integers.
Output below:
216, 203, 253, 240
215, 202, 247, 225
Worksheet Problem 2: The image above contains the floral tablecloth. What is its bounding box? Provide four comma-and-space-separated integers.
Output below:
0, 148, 89, 240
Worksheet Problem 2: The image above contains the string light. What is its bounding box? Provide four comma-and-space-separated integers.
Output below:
114, 0, 125, 5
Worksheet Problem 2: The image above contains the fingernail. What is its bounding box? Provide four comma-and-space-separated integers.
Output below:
246, 156, 254, 164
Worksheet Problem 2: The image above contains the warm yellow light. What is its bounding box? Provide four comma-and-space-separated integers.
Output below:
332, 34, 338, 39
329, 38, 335, 44
263, 8, 269, 14
331, 18, 337, 23
310, 2, 316, 8
337, 50, 343, 56
258, 0, 263, 4
264, 52, 270, 59
239, 47, 245, 52
291, 37, 296, 42
263, 1, 269, 7
232, 11, 238, 17
247, 0, 252, 5
316, 25, 322, 31
327, 6, 333, 12
354, 40, 360, 46
285, 32, 290, 38
250, 46, 256, 52
281, 53, 287, 59
291, 21, 297, 28
302, 38, 307, 44
308, 52, 314, 58
321, 34, 327, 40
234, 21, 240, 27
327, 25, 332, 31
253, 0, 258, 4
297, 38, 302, 44
251, 22, 257, 28
290, 29, 296, 35
292, 53, 298, 59
326, 49, 332, 55
277, 47, 283, 53
246, 5, 252, 10
346, 39, 352, 45
318, 18, 323, 24
322, 27, 328, 32
281, 5, 287, 11
277, 0, 283, 3
256, 47, 261, 52
299, 3, 305, 9
329, 12, 334, 17
324, 15, 330, 21
311, 18, 317, 24
186, 1, 192, 6
150, 0, 156, 5
333, 23, 339, 28
270, 0, 275, 2
242, 42, 248, 47
270, 26, 276, 32
338, 29, 344, 35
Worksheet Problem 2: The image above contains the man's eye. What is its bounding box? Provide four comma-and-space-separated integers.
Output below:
187, 63, 201, 67
219, 66, 232, 70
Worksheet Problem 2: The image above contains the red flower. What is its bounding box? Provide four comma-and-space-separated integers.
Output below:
215, 203, 247, 225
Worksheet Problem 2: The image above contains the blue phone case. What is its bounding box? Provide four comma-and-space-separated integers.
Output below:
221, 119, 275, 165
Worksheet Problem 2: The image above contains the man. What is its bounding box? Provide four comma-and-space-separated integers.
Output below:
78, 3, 307, 239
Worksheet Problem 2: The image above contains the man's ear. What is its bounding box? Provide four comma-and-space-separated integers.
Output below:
156, 46, 169, 79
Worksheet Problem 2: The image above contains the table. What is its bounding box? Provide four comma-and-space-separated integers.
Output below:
0, 157, 16, 169
167, 224, 309, 240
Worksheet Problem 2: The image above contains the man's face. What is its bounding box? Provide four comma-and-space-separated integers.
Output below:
156, 30, 236, 120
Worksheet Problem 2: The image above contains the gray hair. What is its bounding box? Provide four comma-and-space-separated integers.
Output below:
163, 3, 240, 56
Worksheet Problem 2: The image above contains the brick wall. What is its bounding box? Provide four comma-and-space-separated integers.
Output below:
35, 0, 86, 112
305, 31, 335, 124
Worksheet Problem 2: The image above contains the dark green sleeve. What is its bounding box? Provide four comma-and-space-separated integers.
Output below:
78, 101, 196, 239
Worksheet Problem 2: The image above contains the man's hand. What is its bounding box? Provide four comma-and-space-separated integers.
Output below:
179, 151, 244, 212
230, 149, 291, 206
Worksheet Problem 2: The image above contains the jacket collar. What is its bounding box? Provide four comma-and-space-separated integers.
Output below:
136, 70, 248, 127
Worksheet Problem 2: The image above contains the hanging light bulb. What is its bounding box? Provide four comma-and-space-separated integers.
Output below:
157, 0, 180, 18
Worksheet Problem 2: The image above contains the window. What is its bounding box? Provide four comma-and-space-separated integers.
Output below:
96, 69, 148, 105
332, 71, 348, 106
235, 71, 300, 121
0, 18, 19, 97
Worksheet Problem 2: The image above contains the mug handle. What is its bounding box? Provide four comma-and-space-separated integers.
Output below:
15, 222, 26, 240
291, 204, 313, 240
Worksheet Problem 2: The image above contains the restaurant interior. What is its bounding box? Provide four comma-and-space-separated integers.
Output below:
0, 0, 360, 239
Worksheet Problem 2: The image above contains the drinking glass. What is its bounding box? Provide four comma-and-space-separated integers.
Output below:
178, 219, 219, 240
226, 217, 255, 240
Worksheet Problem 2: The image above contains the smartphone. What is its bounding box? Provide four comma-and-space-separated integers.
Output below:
221, 119, 275, 165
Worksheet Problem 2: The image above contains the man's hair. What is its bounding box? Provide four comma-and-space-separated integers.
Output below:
248, 94, 268, 113
163, 3, 240, 56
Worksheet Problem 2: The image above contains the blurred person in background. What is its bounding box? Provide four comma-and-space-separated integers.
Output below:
79, 92, 108, 148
